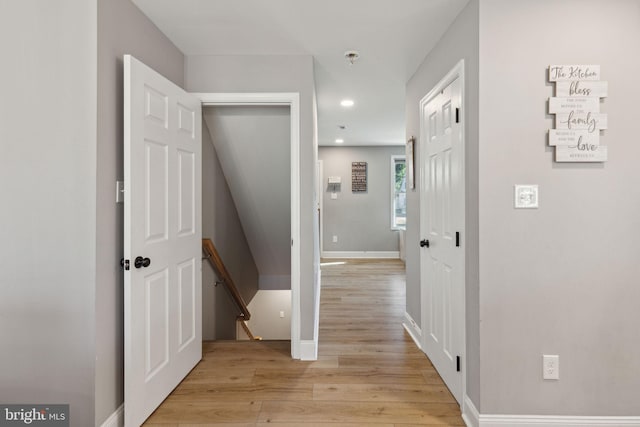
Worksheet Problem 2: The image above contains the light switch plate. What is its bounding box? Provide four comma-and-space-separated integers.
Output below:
331, 192, 338, 200
514, 185, 539, 209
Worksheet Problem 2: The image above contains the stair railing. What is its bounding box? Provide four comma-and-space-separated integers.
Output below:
202, 238, 260, 340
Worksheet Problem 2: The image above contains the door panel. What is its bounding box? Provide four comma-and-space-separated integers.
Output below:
442, 264, 452, 358
178, 149, 195, 236
420, 75, 463, 404
125, 55, 202, 427
178, 258, 196, 350
145, 269, 169, 379
145, 141, 169, 243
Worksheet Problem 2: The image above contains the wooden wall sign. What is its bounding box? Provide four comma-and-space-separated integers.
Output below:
352, 162, 367, 192
549, 129, 599, 147
548, 64, 608, 162
549, 65, 600, 81
549, 97, 599, 114
555, 81, 608, 98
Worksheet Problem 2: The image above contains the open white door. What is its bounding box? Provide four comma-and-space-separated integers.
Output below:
124, 55, 202, 426
419, 66, 464, 404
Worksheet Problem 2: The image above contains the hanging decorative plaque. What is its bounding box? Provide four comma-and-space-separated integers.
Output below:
548, 65, 608, 162
351, 162, 367, 192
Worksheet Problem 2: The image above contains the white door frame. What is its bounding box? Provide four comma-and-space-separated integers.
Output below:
193, 92, 302, 359
418, 59, 466, 405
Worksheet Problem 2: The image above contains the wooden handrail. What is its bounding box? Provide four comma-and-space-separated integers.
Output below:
239, 320, 258, 341
202, 238, 251, 321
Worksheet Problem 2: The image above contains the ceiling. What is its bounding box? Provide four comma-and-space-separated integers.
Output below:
132, 0, 469, 146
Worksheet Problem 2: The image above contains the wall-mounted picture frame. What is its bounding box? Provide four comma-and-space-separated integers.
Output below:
406, 136, 415, 190
351, 162, 367, 193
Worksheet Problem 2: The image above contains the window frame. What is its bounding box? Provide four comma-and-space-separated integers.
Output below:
390, 154, 407, 230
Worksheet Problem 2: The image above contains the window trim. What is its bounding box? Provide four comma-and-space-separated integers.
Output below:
390, 154, 407, 230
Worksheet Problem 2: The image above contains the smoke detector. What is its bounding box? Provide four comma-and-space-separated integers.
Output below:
344, 50, 360, 65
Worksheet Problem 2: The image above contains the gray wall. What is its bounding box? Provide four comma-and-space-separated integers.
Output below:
202, 119, 259, 340
319, 146, 404, 253
96, 0, 184, 423
0, 1, 98, 426
405, 0, 480, 408
203, 106, 291, 290
478, 0, 640, 415
186, 55, 319, 340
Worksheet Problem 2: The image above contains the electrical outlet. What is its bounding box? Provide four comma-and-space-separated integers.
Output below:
543, 355, 559, 380
332, 235, 338, 243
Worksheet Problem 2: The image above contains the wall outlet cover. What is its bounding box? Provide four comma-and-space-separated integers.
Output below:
543, 354, 559, 380
514, 185, 539, 209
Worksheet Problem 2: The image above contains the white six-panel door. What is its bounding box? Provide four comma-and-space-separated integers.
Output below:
420, 72, 464, 404
124, 55, 202, 427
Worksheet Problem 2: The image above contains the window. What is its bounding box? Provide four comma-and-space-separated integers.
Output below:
391, 155, 406, 230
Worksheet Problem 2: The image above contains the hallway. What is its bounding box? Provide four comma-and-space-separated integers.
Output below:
143, 259, 464, 426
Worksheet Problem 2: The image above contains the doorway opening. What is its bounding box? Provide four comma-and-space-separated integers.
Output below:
196, 92, 302, 358
201, 103, 291, 342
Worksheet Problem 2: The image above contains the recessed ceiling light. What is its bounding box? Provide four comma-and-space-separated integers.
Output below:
340, 99, 354, 107
335, 138, 344, 144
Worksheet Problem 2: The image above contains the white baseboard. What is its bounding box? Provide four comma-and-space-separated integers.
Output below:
402, 311, 422, 350
478, 415, 640, 426
322, 251, 400, 259
299, 339, 318, 361
99, 404, 123, 427
463, 395, 480, 427
462, 395, 640, 427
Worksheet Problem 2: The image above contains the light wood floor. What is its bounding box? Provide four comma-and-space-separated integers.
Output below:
143, 259, 464, 426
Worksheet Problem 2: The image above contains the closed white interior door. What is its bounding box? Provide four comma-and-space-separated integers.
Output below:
420, 74, 464, 403
124, 55, 202, 426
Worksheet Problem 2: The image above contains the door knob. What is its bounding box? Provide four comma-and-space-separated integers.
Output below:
420, 239, 430, 248
134, 256, 151, 268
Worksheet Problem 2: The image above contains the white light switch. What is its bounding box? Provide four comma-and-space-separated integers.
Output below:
331, 192, 338, 200
514, 185, 539, 209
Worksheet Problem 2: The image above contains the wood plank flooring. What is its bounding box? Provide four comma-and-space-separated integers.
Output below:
143, 259, 464, 426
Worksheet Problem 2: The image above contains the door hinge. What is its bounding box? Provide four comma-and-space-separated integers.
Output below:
116, 180, 124, 203
456, 355, 461, 372
121, 258, 130, 271
455, 108, 460, 123
456, 231, 460, 247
